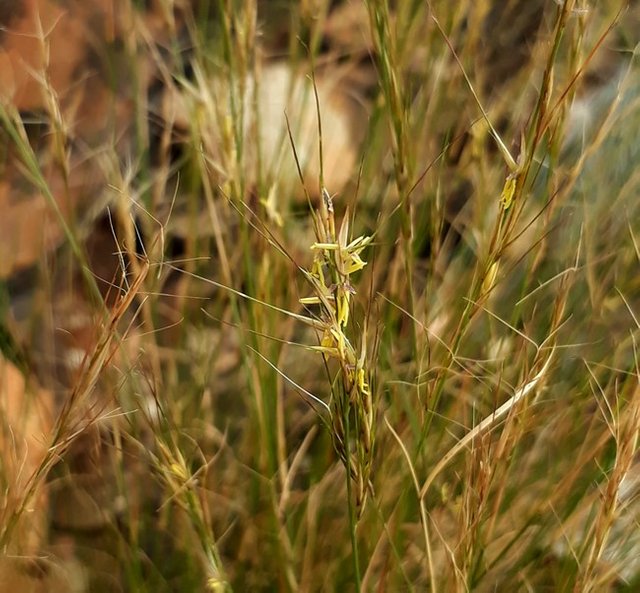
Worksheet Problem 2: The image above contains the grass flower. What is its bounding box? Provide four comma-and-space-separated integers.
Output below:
301, 188, 374, 518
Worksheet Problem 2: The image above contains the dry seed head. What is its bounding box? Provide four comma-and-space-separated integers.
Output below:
482, 260, 500, 296
300, 190, 375, 516
500, 173, 518, 210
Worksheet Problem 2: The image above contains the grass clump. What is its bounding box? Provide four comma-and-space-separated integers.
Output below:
0, 1, 639, 592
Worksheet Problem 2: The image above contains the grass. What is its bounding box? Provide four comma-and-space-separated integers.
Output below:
1, 0, 639, 591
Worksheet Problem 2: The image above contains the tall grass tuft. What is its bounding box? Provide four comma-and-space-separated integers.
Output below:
0, 0, 639, 591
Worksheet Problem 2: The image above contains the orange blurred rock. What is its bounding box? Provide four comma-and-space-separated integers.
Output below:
0, 555, 85, 593
0, 356, 53, 555
0, 153, 107, 279
0, 181, 56, 279
0, 0, 86, 110
0, 0, 110, 278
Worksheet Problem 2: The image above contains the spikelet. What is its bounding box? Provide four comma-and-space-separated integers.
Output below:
300, 188, 374, 516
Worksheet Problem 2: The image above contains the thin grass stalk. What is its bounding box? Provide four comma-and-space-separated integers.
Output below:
344, 406, 363, 592
0, 106, 103, 306
0, 257, 148, 552
154, 435, 231, 591
418, 0, 580, 456
366, 0, 419, 358
575, 380, 640, 592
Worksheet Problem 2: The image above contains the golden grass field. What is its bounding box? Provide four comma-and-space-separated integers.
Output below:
1, 1, 639, 591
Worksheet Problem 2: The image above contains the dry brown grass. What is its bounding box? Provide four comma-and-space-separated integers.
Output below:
1, 1, 639, 592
